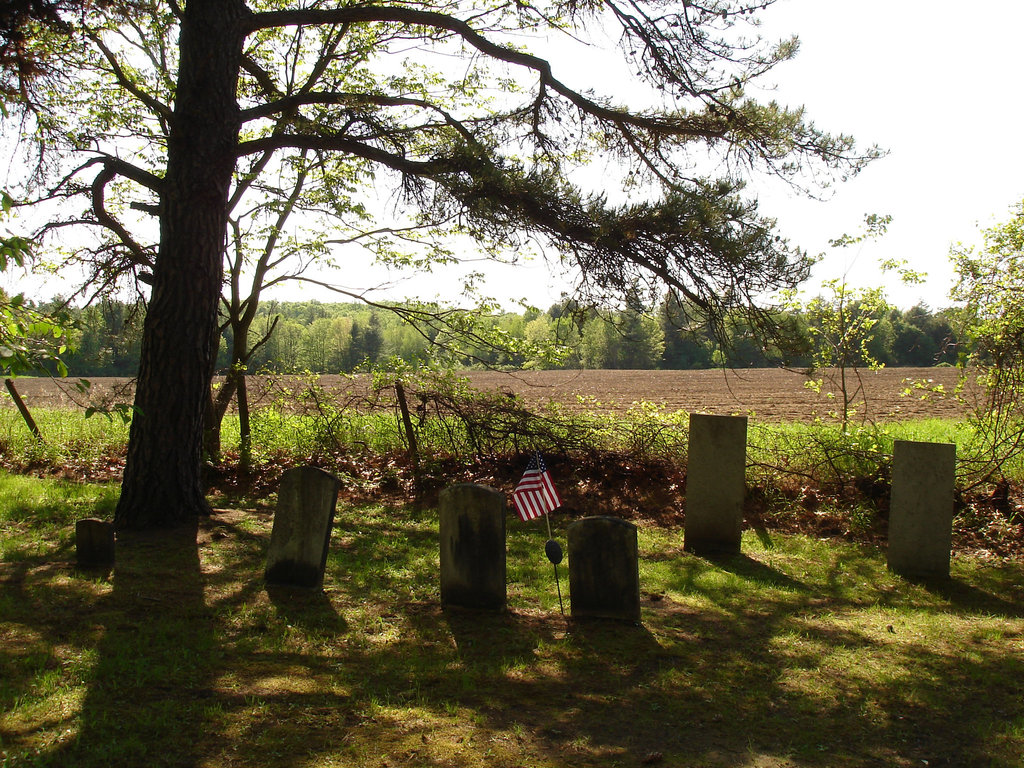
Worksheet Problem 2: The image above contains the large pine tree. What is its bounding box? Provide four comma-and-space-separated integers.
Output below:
9, 0, 877, 528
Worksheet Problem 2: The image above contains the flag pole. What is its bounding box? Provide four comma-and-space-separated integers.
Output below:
513, 450, 566, 620
539, 457, 565, 619
544, 511, 566, 619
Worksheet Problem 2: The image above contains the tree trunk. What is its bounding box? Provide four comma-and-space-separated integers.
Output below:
115, 0, 247, 530
237, 371, 252, 471
203, 372, 239, 462
394, 380, 420, 501
203, 391, 223, 463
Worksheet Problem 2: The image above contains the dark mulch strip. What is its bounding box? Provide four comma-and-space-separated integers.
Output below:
4, 447, 1022, 559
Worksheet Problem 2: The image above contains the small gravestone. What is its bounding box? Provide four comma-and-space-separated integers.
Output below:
439, 483, 506, 611
567, 516, 641, 622
265, 466, 340, 589
76, 518, 114, 567
684, 413, 747, 555
888, 440, 956, 578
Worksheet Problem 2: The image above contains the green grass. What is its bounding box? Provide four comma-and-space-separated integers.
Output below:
1, 472, 1022, 767
7, 403, 1023, 489
0, 473, 119, 561
0, 409, 130, 462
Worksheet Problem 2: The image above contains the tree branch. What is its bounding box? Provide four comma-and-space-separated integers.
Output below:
242, 92, 478, 144
90, 166, 156, 269
89, 32, 173, 122
244, 5, 726, 141
236, 133, 455, 176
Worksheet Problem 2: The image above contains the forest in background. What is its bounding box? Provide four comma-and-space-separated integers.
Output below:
48, 293, 959, 377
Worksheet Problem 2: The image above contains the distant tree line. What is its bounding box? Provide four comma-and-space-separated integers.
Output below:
45, 293, 959, 377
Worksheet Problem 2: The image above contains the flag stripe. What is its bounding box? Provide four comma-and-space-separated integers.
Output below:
514, 489, 550, 519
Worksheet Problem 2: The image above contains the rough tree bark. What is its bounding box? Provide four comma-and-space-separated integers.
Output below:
114, 0, 247, 529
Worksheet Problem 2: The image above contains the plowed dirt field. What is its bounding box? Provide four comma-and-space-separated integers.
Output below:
5, 366, 976, 422
460, 367, 974, 421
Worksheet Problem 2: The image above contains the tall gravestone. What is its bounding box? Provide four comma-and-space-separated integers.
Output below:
888, 440, 956, 578
684, 413, 747, 555
439, 483, 506, 611
567, 516, 641, 622
76, 518, 115, 567
265, 466, 340, 589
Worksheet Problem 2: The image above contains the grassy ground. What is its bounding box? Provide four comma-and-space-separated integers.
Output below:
1, 472, 1022, 768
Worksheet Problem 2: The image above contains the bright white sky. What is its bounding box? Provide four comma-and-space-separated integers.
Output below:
393, 0, 1024, 312
307, 0, 1024, 313
9, 0, 1024, 313
749, 0, 1024, 310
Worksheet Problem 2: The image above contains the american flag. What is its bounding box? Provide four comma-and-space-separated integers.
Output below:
512, 453, 562, 522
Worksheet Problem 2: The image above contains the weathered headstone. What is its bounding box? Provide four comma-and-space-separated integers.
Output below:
567, 516, 641, 622
265, 466, 340, 589
76, 518, 114, 567
888, 440, 956, 578
439, 483, 506, 611
684, 413, 747, 555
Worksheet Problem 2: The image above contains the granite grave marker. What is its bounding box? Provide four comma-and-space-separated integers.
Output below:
888, 440, 956, 578
684, 413, 747, 555
265, 466, 340, 588
439, 483, 507, 611
567, 516, 641, 622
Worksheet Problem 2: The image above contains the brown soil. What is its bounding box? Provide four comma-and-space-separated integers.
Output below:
457, 366, 975, 422
3, 366, 976, 422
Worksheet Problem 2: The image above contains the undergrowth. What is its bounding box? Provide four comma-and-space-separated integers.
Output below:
1, 375, 1022, 558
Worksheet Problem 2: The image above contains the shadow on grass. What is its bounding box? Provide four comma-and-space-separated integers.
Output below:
3, 504, 1024, 768
900, 572, 1024, 619
267, 584, 349, 634
36, 524, 214, 768
444, 608, 541, 669
700, 551, 811, 593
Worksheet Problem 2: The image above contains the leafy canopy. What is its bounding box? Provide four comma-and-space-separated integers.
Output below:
951, 199, 1024, 363
949, 199, 1024, 485
12, 0, 878, 330
0, 192, 69, 377
4, 0, 884, 528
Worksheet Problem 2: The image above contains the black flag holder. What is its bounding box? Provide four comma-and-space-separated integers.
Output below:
543, 513, 566, 619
